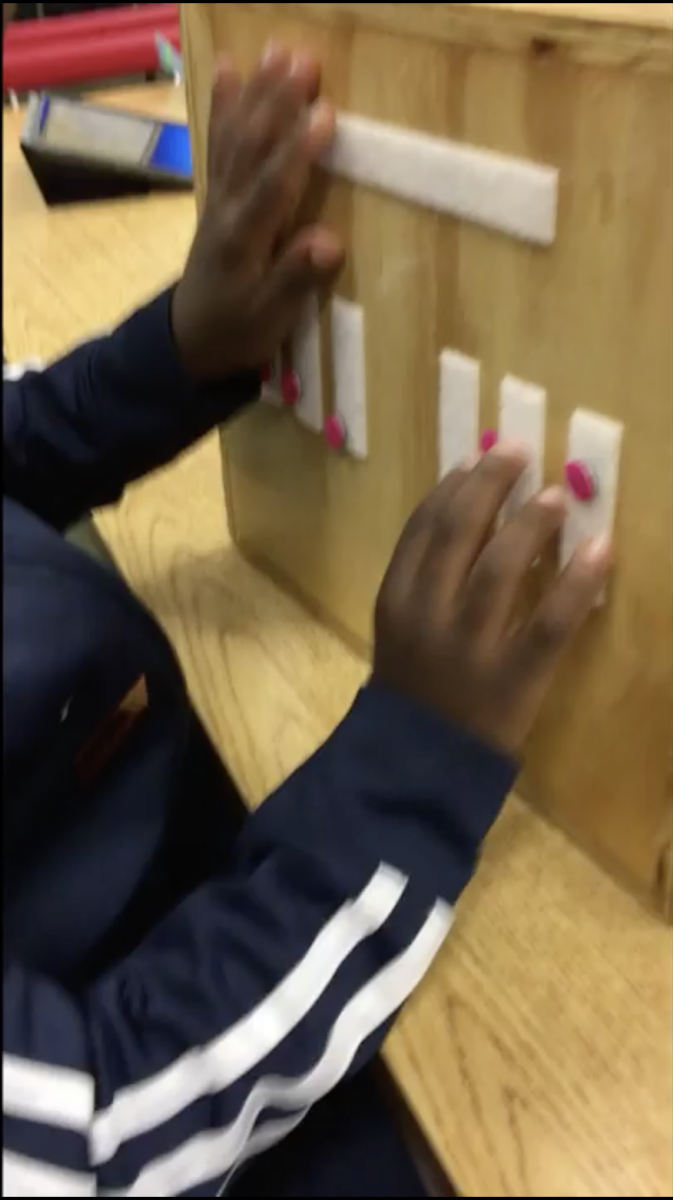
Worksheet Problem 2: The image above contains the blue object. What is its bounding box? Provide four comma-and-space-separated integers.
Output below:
149, 119, 192, 179
21, 93, 193, 200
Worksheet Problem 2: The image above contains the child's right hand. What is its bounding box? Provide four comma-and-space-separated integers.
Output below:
373, 443, 612, 756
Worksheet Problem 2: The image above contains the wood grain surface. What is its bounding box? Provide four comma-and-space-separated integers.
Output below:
185, 2, 673, 919
221, 3, 673, 74
3, 85, 672, 1199
471, 3, 673, 29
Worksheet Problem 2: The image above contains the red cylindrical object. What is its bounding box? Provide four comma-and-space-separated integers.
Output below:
4, 5, 178, 48
3, 23, 181, 92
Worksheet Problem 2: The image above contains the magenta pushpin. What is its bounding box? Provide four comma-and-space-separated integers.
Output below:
280, 369, 301, 407
565, 459, 597, 503
324, 414, 347, 451
480, 429, 498, 454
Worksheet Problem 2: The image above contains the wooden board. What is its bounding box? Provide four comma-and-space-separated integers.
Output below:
195, 4, 673, 74
181, 3, 673, 918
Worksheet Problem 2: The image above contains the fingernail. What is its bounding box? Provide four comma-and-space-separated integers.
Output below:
262, 40, 283, 65
536, 486, 567, 511
305, 101, 336, 155
310, 244, 340, 269
491, 439, 530, 461
290, 51, 316, 76
581, 533, 612, 564
309, 231, 343, 268
308, 98, 335, 131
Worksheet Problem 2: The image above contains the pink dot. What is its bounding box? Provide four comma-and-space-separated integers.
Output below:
565, 460, 597, 503
324, 415, 346, 451
281, 369, 301, 407
480, 429, 498, 453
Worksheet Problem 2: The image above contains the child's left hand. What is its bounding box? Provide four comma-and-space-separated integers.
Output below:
172, 44, 344, 381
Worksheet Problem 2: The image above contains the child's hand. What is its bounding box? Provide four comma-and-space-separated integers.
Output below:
373, 444, 612, 755
172, 45, 344, 381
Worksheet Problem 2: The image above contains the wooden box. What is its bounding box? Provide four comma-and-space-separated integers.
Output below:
182, 3, 673, 918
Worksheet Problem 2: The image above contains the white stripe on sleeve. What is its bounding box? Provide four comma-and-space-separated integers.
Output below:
2, 1151, 94, 1198
216, 1110, 309, 1197
3, 1057, 93, 1133
124, 899, 453, 1196
92, 863, 408, 1164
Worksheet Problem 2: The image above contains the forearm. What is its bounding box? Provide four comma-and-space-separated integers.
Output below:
3, 684, 516, 1196
2, 289, 259, 530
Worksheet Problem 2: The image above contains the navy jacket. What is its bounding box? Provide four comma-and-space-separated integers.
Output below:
2, 290, 517, 1196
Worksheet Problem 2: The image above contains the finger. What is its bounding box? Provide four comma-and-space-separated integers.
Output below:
304, 98, 338, 158
378, 468, 471, 612
418, 442, 529, 601
286, 48, 322, 104
206, 57, 242, 184
225, 54, 298, 185
505, 533, 613, 689
395, 465, 474, 560
454, 485, 567, 648
255, 44, 322, 104
237, 98, 336, 250
227, 49, 322, 187
413, 459, 478, 523
256, 226, 344, 315
238, 43, 293, 118
223, 104, 317, 247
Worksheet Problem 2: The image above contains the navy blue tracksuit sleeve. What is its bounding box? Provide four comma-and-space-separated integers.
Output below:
2, 288, 259, 530
3, 289, 517, 1194
4, 685, 516, 1195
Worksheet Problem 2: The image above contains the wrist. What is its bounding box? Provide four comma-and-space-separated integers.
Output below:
170, 282, 213, 382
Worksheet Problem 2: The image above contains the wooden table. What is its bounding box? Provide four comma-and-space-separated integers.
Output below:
3, 84, 672, 1199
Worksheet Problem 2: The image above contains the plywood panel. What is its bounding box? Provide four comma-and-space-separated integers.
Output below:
224, 3, 673, 74
182, 3, 673, 917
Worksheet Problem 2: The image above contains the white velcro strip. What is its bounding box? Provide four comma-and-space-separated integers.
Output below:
331, 297, 368, 460
260, 354, 282, 407
438, 350, 480, 480
323, 113, 558, 246
293, 295, 323, 433
561, 408, 623, 606
498, 374, 547, 520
